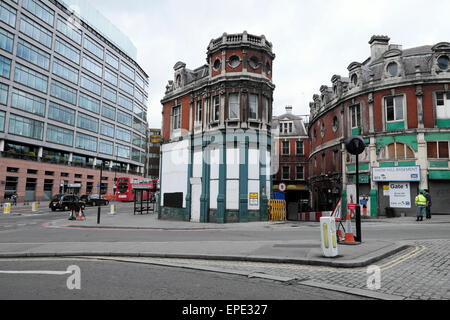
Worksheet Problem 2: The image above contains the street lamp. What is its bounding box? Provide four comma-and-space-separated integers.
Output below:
344, 136, 366, 243
97, 161, 103, 224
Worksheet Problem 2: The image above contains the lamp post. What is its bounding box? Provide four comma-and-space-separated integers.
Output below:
97, 162, 103, 224
344, 136, 367, 243
113, 155, 118, 202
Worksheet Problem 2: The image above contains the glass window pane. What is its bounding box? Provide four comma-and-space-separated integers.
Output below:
229, 93, 239, 119
22, 0, 54, 26
395, 96, 403, 120
427, 142, 437, 158
439, 142, 449, 159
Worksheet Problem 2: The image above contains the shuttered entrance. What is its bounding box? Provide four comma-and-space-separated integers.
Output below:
428, 180, 450, 214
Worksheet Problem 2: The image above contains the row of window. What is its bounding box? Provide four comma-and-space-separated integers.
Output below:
314, 93, 450, 139
0, 56, 146, 121
281, 140, 304, 156
280, 166, 305, 181
174, 93, 271, 131
1, 112, 144, 160
0, 0, 147, 89
4, 108, 134, 143
0, 34, 147, 109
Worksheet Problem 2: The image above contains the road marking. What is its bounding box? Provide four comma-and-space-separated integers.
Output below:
0, 270, 70, 275
377, 245, 427, 271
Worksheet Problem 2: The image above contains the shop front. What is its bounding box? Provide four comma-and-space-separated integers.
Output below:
372, 166, 421, 217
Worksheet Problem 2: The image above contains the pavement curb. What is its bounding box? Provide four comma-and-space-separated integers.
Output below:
0, 244, 410, 268
61, 225, 225, 231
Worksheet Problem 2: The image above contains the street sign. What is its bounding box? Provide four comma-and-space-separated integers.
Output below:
278, 183, 287, 192
249, 193, 258, 206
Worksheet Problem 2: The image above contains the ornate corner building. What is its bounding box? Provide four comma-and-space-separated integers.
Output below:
160, 31, 275, 223
309, 35, 450, 216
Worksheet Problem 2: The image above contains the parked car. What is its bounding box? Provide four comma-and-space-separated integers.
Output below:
80, 194, 109, 206
49, 194, 85, 212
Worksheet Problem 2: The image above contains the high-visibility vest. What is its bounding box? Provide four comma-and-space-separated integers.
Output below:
415, 194, 426, 206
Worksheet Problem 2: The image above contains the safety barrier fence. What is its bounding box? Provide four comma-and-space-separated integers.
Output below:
269, 200, 286, 221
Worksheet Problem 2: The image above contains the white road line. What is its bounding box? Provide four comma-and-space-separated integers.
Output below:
0, 270, 70, 275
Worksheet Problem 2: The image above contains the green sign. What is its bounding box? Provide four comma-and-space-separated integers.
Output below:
352, 175, 369, 184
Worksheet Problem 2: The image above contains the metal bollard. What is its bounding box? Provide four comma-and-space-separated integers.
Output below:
109, 204, 117, 215
32, 202, 39, 213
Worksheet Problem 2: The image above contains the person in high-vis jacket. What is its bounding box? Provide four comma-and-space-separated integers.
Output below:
415, 190, 427, 222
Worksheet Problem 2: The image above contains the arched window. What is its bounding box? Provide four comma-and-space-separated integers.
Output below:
379, 142, 415, 160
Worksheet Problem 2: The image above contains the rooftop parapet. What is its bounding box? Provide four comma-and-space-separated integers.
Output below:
207, 31, 274, 54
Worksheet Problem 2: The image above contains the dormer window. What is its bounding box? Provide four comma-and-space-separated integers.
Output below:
437, 55, 449, 71
351, 74, 358, 86
176, 74, 181, 87
387, 62, 398, 77
280, 121, 293, 134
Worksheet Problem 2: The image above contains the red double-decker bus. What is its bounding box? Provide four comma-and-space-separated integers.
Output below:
115, 177, 157, 201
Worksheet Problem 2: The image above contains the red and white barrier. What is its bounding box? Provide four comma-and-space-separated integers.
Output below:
294, 211, 332, 222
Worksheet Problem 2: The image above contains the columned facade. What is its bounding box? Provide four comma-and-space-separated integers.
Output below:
160, 32, 275, 223
308, 35, 450, 216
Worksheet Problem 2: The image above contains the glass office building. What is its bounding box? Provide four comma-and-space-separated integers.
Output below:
0, 0, 149, 201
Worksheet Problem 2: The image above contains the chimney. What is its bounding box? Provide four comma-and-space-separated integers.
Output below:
369, 35, 390, 61
285, 105, 293, 114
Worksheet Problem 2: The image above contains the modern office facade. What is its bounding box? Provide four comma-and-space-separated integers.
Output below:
0, 0, 149, 201
308, 35, 450, 216
160, 32, 275, 223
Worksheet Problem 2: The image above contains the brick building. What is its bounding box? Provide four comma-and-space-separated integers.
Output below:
308, 35, 450, 216
272, 105, 310, 217
160, 31, 275, 223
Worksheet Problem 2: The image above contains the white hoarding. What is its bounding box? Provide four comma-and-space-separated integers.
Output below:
372, 166, 421, 182
389, 182, 411, 208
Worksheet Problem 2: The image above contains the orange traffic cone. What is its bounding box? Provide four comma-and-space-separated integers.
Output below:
343, 212, 356, 243
77, 208, 83, 221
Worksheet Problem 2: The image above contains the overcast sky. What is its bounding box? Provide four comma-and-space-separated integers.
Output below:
90, 0, 450, 128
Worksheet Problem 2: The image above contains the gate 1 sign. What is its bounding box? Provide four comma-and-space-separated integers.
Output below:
389, 182, 411, 208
